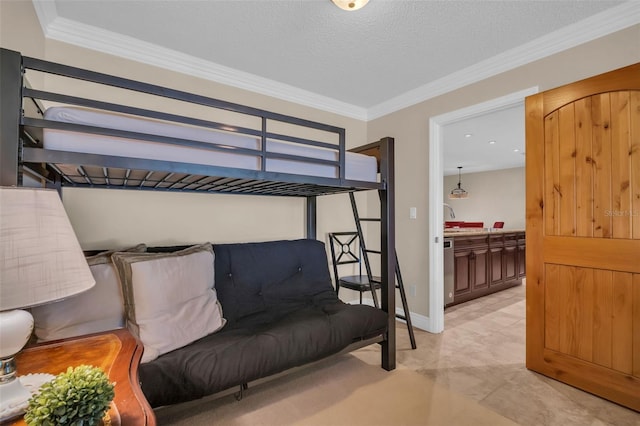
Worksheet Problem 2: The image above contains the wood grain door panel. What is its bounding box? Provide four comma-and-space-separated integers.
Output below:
544, 264, 639, 373
526, 62, 640, 411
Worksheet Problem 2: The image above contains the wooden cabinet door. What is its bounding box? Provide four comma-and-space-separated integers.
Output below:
503, 244, 517, 282
454, 249, 471, 296
526, 63, 640, 411
489, 246, 504, 286
489, 235, 504, 286
517, 240, 526, 278
503, 234, 518, 282
470, 247, 489, 291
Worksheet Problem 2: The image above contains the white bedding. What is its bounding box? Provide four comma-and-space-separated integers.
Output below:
43, 107, 378, 182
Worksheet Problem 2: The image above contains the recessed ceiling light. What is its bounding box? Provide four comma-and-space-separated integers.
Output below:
464, 133, 472, 138
488, 140, 496, 145
513, 149, 520, 152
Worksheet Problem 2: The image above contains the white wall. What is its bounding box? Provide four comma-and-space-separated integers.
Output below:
443, 167, 525, 229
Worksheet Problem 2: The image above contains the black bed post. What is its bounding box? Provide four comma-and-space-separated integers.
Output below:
306, 196, 317, 240
379, 137, 396, 371
0, 49, 23, 187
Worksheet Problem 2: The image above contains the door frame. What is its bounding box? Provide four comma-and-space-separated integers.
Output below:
427, 86, 538, 333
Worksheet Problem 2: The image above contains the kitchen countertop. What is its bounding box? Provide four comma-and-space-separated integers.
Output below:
443, 228, 525, 237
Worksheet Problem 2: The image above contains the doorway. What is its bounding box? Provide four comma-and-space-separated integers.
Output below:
427, 86, 538, 333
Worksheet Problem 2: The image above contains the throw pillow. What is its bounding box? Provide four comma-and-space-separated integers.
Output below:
32, 244, 147, 342
111, 243, 225, 363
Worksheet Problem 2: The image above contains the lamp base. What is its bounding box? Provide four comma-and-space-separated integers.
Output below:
0, 376, 32, 422
0, 373, 55, 422
0, 309, 36, 421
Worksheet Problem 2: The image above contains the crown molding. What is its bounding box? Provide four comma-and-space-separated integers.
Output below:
33, 9, 368, 121
32, 1, 639, 122
367, 1, 640, 120
32, 0, 57, 33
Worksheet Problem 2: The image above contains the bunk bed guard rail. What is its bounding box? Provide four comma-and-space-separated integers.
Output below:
1, 48, 385, 197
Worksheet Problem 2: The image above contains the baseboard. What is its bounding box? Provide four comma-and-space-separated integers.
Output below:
345, 298, 437, 333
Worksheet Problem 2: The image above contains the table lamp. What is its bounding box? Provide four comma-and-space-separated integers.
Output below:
0, 187, 95, 418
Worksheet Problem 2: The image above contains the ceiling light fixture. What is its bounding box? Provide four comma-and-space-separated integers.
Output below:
331, 0, 369, 11
464, 133, 472, 138
488, 140, 496, 145
449, 166, 469, 199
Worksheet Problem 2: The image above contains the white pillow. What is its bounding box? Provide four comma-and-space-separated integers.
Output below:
32, 244, 146, 342
111, 243, 225, 363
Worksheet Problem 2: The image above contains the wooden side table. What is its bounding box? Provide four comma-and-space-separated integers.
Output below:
10, 329, 156, 426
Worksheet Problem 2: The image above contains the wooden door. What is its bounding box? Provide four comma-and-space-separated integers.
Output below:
526, 63, 640, 411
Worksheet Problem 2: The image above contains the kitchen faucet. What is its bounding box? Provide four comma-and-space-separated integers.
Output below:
443, 203, 455, 219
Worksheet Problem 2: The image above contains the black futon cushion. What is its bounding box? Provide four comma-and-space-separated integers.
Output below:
138, 239, 388, 407
213, 239, 336, 325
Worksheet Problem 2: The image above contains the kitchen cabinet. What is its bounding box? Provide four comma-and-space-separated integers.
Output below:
517, 235, 526, 278
489, 235, 505, 286
447, 230, 525, 307
503, 233, 518, 282
452, 235, 488, 300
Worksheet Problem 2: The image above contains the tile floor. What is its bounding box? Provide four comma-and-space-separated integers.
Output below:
356, 284, 640, 426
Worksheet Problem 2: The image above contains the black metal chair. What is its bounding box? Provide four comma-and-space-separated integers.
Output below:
328, 232, 380, 303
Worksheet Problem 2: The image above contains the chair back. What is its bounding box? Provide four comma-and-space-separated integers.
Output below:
492, 221, 505, 229
444, 221, 465, 228
464, 222, 484, 228
328, 232, 361, 265
328, 232, 362, 288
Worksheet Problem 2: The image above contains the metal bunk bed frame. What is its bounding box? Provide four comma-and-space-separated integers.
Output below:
0, 48, 397, 371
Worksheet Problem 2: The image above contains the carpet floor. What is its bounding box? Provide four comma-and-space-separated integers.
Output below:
155, 284, 640, 425
154, 354, 516, 426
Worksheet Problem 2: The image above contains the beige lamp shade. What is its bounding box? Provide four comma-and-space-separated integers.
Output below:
0, 187, 95, 310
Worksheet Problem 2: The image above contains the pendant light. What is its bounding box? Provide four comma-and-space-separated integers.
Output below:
449, 166, 469, 199
331, 0, 369, 11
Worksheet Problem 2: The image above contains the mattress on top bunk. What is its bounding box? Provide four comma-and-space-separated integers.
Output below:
42, 107, 378, 182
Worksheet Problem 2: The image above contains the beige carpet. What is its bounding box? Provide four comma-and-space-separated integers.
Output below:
153, 284, 640, 425
155, 354, 517, 426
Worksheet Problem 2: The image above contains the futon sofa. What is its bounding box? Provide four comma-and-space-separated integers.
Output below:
31, 238, 388, 408
137, 239, 389, 407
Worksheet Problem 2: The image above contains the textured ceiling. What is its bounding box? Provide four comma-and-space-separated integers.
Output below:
49, 0, 626, 110
33, 0, 637, 173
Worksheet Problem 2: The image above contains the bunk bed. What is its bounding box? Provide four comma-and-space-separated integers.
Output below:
0, 48, 397, 376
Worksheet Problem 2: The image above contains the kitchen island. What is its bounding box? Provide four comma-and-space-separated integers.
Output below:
444, 229, 525, 307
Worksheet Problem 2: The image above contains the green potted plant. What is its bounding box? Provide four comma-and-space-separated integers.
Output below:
24, 365, 115, 426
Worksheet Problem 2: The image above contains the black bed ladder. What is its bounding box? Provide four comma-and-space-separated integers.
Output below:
349, 192, 417, 350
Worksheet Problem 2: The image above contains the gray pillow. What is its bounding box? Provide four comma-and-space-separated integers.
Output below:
111, 243, 225, 363
32, 244, 146, 341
